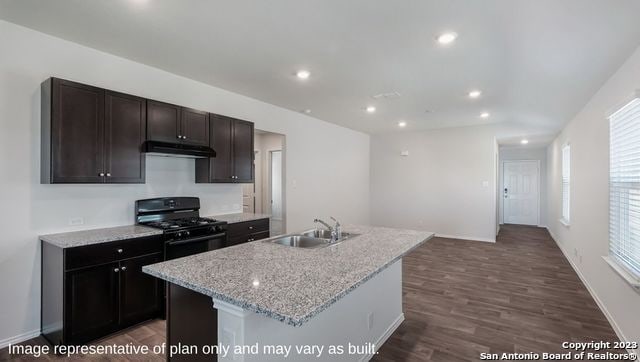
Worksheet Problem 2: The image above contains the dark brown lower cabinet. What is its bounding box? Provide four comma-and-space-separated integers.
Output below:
226, 218, 270, 246
66, 262, 120, 343
42, 236, 164, 346
120, 253, 163, 327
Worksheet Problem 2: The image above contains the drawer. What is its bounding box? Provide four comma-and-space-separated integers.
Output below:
227, 218, 269, 238
227, 231, 270, 247
65, 235, 163, 270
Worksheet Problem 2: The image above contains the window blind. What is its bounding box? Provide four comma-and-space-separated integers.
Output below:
562, 145, 570, 223
609, 97, 640, 277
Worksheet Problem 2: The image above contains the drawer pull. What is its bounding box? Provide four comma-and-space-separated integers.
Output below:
114, 268, 120, 273
248, 226, 254, 230
117, 248, 123, 253
121, 266, 127, 271
247, 238, 255, 242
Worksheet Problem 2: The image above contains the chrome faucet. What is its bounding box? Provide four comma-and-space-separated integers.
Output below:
330, 216, 342, 240
314, 217, 342, 242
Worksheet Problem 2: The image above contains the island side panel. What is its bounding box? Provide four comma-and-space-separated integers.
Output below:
167, 283, 218, 362
214, 259, 403, 362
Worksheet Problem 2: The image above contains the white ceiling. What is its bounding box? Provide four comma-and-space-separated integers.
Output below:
1, 0, 640, 135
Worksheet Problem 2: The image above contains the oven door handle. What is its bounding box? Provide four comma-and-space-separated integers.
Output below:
166, 233, 227, 246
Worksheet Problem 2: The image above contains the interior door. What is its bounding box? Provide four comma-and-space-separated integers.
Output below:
232, 119, 254, 182
180, 108, 209, 146
147, 100, 180, 143
104, 91, 146, 183
503, 161, 539, 225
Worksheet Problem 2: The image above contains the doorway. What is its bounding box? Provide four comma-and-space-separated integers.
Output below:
502, 160, 540, 225
269, 150, 283, 234
254, 130, 285, 235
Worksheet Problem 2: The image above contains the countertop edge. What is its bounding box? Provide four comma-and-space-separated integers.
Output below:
142, 232, 434, 327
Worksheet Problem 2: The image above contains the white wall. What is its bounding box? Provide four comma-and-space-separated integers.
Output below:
547, 45, 640, 352
498, 146, 548, 226
370, 122, 551, 242
0, 20, 370, 345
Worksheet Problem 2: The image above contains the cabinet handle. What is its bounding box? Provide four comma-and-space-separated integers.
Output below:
247, 238, 255, 242
114, 268, 120, 273
248, 226, 254, 230
183, 136, 188, 139
117, 248, 123, 253
121, 266, 127, 271
106, 173, 111, 177
177, 135, 182, 139
99, 172, 105, 177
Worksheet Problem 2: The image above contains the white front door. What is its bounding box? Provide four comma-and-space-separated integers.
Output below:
503, 161, 539, 225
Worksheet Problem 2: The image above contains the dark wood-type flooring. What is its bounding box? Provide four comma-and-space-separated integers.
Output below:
374, 225, 621, 361
1, 225, 621, 361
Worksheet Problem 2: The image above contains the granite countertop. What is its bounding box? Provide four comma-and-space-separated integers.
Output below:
40, 225, 163, 248
210, 212, 271, 224
143, 225, 433, 327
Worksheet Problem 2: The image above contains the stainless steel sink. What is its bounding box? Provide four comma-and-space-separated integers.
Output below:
301, 229, 358, 242
270, 235, 331, 249
268, 230, 360, 249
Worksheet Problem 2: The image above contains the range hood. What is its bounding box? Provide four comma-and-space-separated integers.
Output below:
142, 141, 216, 158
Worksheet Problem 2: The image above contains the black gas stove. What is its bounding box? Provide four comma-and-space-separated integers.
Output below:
135, 197, 228, 260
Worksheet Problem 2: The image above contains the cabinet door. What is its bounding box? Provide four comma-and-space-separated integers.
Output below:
120, 253, 163, 327
180, 108, 209, 146
232, 119, 254, 182
147, 100, 180, 143
105, 91, 146, 183
65, 262, 119, 344
51, 79, 105, 183
203, 115, 233, 181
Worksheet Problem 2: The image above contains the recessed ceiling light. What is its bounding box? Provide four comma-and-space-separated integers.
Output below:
437, 32, 458, 45
366, 106, 376, 113
398, 121, 407, 128
296, 70, 310, 79
468, 90, 482, 98
521, 139, 529, 145
480, 112, 490, 119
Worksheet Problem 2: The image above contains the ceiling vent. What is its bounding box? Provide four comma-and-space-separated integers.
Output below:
371, 91, 402, 100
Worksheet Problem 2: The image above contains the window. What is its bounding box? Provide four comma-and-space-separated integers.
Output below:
561, 144, 570, 225
609, 96, 640, 279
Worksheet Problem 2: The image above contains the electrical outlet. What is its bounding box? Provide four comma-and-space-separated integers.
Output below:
68, 217, 84, 226
367, 312, 374, 330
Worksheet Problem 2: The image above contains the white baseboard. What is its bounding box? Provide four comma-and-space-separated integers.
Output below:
546, 228, 636, 356
435, 233, 496, 243
0, 329, 40, 349
360, 313, 404, 362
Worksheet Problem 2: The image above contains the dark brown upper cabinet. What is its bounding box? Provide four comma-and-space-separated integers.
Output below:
181, 108, 210, 146
105, 91, 146, 183
196, 114, 254, 183
41, 78, 146, 184
147, 101, 210, 147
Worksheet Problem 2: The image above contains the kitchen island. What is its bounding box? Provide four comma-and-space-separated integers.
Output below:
143, 225, 433, 361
